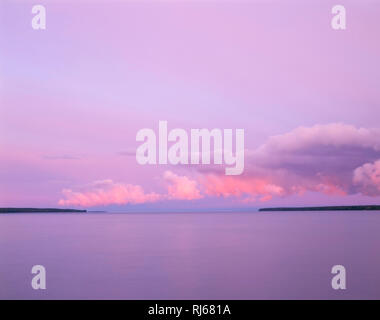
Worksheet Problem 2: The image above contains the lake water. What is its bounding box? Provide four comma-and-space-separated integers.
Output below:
0, 211, 380, 299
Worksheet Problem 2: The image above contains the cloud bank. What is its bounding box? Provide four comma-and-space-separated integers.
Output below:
59, 123, 380, 207
58, 179, 161, 207
58, 172, 202, 207
198, 123, 380, 201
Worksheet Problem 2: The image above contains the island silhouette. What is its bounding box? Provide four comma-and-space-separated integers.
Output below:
0, 208, 86, 213
259, 205, 380, 211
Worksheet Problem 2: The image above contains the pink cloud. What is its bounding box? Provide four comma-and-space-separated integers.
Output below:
163, 171, 203, 200
198, 172, 347, 203
196, 123, 380, 201
58, 179, 161, 207
353, 160, 380, 196
58, 123, 380, 207
58, 171, 203, 207
200, 175, 284, 202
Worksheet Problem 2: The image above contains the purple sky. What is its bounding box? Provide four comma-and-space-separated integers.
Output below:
1, 0, 380, 210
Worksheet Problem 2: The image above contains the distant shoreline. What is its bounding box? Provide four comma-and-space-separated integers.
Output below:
0, 208, 87, 213
2, 206, 380, 214
259, 205, 380, 212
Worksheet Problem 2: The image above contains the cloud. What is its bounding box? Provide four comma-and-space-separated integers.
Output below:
251, 123, 380, 175
197, 123, 380, 201
59, 123, 380, 206
163, 170, 203, 200
353, 160, 380, 196
256, 123, 380, 155
200, 174, 284, 202
58, 171, 202, 207
58, 180, 161, 207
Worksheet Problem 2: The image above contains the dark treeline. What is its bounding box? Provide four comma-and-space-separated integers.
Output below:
259, 205, 380, 212
0, 208, 86, 213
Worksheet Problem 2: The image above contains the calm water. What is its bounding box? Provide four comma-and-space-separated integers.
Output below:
0, 211, 380, 299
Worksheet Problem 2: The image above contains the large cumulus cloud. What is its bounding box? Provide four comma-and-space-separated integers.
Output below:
198, 123, 380, 201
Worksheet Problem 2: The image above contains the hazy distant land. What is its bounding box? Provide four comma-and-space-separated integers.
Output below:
0, 208, 86, 213
259, 205, 380, 212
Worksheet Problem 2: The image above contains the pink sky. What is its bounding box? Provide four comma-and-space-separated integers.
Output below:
1, 0, 380, 210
